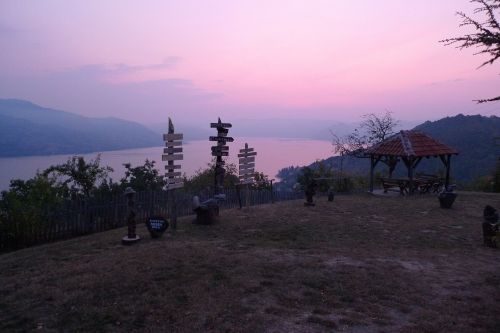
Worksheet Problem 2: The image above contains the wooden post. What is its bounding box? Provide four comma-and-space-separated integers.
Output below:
246, 184, 250, 207
270, 180, 274, 203
163, 118, 184, 231
210, 118, 233, 196
369, 155, 375, 192
445, 154, 451, 189
122, 187, 140, 245
171, 189, 177, 230
238, 143, 257, 204
236, 184, 243, 209
408, 157, 414, 195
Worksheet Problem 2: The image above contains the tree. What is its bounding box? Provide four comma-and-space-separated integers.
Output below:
121, 159, 165, 192
0, 173, 66, 247
184, 160, 239, 192
441, 0, 500, 103
43, 155, 113, 198
332, 110, 399, 158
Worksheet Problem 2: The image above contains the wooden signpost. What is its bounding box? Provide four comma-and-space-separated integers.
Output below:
209, 117, 233, 195
238, 143, 257, 207
162, 118, 184, 229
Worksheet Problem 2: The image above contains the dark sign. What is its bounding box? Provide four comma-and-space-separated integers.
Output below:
146, 216, 169, 238
212, 151, 229, 156
209, 136, 234, 142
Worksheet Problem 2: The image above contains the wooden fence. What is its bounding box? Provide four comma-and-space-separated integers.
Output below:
0, 188, 303, 252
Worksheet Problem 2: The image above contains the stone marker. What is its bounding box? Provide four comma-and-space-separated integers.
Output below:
122, 187, 140, 245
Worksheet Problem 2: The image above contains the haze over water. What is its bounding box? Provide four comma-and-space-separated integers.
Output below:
0, 137, 333, 191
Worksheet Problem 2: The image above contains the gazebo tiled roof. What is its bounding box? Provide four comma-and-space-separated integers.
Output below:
365, 130, 458, 157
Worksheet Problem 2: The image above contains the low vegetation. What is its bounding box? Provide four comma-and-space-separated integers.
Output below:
1, 192, 499, 332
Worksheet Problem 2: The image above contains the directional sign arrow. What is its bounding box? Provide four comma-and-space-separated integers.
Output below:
239, 163, 255, 170
239, 157, 255, 164
166, 182, 184, 190
164, 171, 182, 178
163, 133, 183, 141
162, 154, 183, 161
238, 151, 257, 158
210, 121, 232, 128
209, 136, 234, 142
165, 141, 182, 147
164, 147, 183, 154
212, 152, 229, 157
211, 145, 229, 151
164, 164, 181, 170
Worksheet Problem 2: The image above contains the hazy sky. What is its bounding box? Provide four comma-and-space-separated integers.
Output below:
0, 0, 499, 125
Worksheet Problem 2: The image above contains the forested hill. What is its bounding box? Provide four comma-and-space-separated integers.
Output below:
276, 114, 500, 187
0, 99, 161, 157
413, 114, 500, 182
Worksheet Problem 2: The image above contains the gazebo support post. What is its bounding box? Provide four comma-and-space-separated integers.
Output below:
439, 154, 452, 189
408, 157, 414, 195
369, 156, 375, 192
369, 155, 381, 192
445, 154, 451, 189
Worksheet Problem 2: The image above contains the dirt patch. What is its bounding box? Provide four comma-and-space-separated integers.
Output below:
0, 192, 499, 332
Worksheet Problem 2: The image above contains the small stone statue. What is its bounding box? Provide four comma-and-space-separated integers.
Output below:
122, 187, 140, 245
304, 179, 317, 206
483, 205, 499, 248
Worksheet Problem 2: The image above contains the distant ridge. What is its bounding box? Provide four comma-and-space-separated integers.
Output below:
0, 99, 162, 157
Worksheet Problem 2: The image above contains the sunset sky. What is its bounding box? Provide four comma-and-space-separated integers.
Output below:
0, 0, 498, 125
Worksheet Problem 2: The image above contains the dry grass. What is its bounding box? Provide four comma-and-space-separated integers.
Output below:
1, 192, 500, 332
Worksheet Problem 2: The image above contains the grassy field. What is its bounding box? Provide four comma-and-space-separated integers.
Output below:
1, 192, 499, 332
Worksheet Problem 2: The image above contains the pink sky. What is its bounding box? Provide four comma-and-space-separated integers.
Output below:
0, 0, 498, 124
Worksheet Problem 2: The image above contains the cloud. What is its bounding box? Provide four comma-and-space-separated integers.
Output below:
0, 61, 222, 124
62, 57, 182, 79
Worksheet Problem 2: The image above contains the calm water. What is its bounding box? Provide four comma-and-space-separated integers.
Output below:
0, 137, 333, 190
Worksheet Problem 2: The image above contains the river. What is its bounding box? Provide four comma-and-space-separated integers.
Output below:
0, 137, 333, 190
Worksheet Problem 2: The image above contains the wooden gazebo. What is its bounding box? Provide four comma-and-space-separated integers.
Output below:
365, 130, 459, 194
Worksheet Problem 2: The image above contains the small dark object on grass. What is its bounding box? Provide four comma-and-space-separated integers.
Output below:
438, 186, 457, 209
304, 181, 317, 206
192, 196, 221, 225
328, 189, 334, 202
483, 205, 499, 248
122, 187, 141, 245
146, 216, 169, 238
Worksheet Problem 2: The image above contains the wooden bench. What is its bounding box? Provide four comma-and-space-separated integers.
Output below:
379, 178, 408, 195
414, 174, 444, 194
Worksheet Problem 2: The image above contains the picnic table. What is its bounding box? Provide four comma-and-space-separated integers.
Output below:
379, 175, 444, 195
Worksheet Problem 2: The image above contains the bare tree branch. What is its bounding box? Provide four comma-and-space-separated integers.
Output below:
441, 0, 500, 103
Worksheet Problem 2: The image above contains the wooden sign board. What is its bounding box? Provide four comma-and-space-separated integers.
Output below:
211, 146, 229, 151
163, 133, 183, 141
209, 136, 234, 142
165, 141, 182, 147
210, 122, 232, 128
239, 157, 255, 164
164, 171, 182, 178
239, 148, 254, 153
146, 216, 169, 238
238, 151, 257, 158
162, 154, 183, 161
164, 147, 183, 154
166, 180, 184, 188
212, 152, 229, 157
239, 169, 255, 176
239, 163, 255, 170
164, 164, 182, 170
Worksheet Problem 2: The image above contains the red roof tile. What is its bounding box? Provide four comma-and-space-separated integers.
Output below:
365, 130, 458, 157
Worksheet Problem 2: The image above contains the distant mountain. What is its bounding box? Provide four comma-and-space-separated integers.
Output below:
0, 99, 162, 157
276, 114, 500, 187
